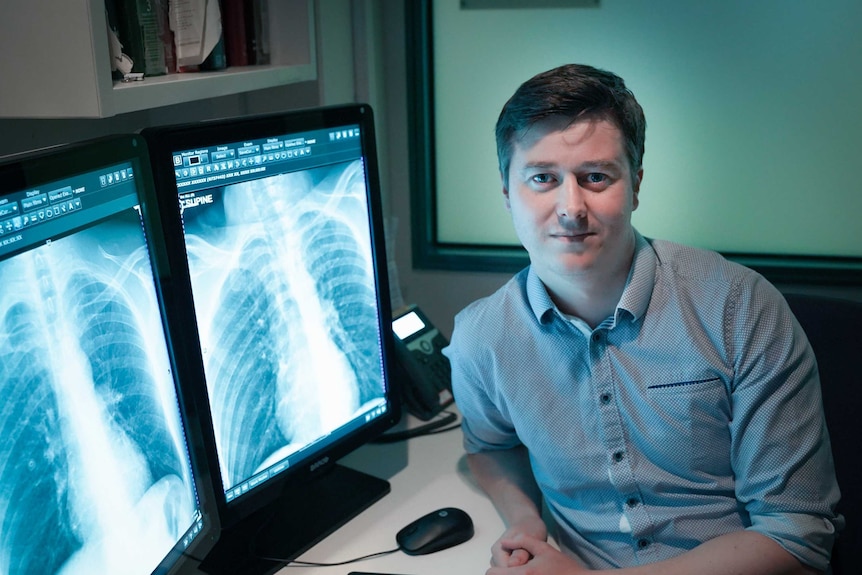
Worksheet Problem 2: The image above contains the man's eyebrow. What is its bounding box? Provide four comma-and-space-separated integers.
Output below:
519, 159, 624, 172
578, 160, 624, 172
520, 161, 558, 171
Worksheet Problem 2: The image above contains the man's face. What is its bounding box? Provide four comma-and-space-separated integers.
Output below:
504, 117, 642, 283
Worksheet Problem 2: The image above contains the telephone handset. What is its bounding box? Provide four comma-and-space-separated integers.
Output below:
392, 305, 454, 421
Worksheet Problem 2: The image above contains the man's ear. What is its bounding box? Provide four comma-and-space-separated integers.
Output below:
503, 184, 511, 210
632, 168, 643, 211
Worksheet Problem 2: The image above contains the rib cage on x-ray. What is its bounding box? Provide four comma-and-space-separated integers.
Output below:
0, 297, 75, 575
184, 159, 385, 490
0, 214, 196, 575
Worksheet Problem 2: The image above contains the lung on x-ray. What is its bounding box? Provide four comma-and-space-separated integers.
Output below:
0, 209, 197, 575
178, 159, 386, 493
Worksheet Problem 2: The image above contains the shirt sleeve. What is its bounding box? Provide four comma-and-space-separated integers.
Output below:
727, 274, 843, 571
444, 307, 523, 454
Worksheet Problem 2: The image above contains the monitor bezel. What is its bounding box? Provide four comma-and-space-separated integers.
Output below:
0, 134, 222, 575
141, 104, 402, 529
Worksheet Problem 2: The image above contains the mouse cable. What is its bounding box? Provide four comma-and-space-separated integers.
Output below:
371, 410, 459, 444
426, 410, 462, 435
249, 508, 403, 568
266, 546, 403, 567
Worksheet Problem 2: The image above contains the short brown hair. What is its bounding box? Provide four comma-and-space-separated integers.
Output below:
496, 64, 646, 186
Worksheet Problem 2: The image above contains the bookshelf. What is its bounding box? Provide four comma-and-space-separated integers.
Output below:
0, 0, 315, 119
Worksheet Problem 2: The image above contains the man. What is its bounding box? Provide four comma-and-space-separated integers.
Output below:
443, 64, 841, 574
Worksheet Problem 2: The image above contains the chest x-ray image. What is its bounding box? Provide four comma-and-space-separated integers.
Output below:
0, 209, 197, 575
180, 159, 386, 492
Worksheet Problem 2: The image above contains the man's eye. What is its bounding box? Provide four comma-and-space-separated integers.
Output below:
580, 172, 614, 190
531, 173, 555, 185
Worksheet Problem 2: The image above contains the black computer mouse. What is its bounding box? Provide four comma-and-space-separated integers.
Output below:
396, 507, 474, 556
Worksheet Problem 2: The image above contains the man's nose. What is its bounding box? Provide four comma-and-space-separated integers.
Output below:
556, 177, 586, 220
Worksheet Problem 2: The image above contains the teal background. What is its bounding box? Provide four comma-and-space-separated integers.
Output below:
432, 0, 862, 258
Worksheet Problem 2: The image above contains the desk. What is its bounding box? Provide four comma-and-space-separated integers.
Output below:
278, 413, 504, 575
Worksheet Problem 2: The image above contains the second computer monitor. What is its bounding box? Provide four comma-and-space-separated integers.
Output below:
142, 105, 400, 558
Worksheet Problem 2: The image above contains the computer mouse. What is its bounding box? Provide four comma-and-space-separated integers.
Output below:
396, 507, 474, 556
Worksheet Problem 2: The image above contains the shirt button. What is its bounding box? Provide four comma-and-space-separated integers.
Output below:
599, 392, 612, 405
612, 451, 624, 462
637, 538, 650, 549
592, 332, 603, 343
626, 497, 639, 508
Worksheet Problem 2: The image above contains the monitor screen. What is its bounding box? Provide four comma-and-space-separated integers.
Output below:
0, 135, 219, 575
142, 104, 401, 574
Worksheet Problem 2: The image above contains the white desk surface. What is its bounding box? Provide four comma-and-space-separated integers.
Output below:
277, 412, 504, 575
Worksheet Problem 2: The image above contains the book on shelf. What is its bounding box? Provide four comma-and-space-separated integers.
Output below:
170, 0, 224, 71
159, 0, 177, 74
107, 0, 169, 77
222, 0, 271, 67
200, 33, 227, 71
248, 0, 271, 65
222, 0, 250, 67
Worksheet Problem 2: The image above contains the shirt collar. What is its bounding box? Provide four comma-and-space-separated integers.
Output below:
526, 267, 557, 323
617, 230, 656, 323
526, 230, 657, 326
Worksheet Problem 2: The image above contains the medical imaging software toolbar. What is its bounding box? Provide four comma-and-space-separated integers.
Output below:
172, 125, 362, 195
0, 163, 136, 256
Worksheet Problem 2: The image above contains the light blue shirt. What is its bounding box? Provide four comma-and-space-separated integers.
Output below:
444, 232, 841, 571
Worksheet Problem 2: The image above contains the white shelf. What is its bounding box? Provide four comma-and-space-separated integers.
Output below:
109, 63, 317, 116
0, 0, 315, 119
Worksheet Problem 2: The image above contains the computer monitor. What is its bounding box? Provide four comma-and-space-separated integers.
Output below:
142, 104, 401, 574
0, 135, 219, 575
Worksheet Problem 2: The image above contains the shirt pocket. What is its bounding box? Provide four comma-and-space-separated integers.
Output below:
639, 374, 733, 480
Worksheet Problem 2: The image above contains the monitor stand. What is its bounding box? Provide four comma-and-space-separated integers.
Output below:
197, 464, 391, 575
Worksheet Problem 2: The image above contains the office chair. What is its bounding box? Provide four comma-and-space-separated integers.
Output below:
783, 292, 862, 575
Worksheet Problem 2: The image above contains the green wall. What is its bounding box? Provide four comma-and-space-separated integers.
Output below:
432, 0, 862, 258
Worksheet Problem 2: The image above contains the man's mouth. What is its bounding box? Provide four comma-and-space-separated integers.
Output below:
551, 231, 591, 240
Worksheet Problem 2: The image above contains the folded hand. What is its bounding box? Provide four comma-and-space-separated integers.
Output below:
488, 533, 590, 575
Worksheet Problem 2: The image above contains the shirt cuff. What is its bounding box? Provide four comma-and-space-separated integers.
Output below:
748, 511, 843, 572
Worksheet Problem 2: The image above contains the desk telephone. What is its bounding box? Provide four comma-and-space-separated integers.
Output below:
392, 305, 454, 420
